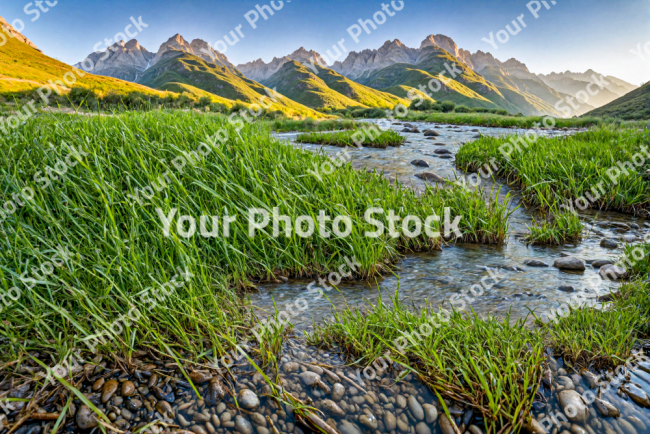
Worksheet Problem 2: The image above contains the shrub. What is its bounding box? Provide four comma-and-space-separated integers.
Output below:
454, 105, 470, 113
440, 101, 455, 113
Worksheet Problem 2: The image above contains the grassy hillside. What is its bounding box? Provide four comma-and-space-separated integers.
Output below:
138, 51, 324, 117
0, 31, 169, 100
262, 61, 367, 110
157, 82, 236, 107
584, 82, 649, 120
379, 84, 436, 102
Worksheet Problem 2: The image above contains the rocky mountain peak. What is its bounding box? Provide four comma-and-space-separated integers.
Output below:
0, 15, 40, 51
237, 47, 327, 82
74, 38, 154, 82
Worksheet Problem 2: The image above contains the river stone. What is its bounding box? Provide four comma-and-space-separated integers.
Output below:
594, 398, 620, 417
622, 384, 650, 407
238, 389, 260, 409
339, 419, 362, 434
331, 383, 345, 401
307, 364, 324, 375
396, 395, 407, 408
524, 259, 548, 267
206, 377, 226, 405
76, 405, 98, 430
423, 130, 439, 136
570, 424, 588, 434
127, 399, 143, 411
600, 238, 619, 249
282, 362, 299, 373
415, 422, 431, 434
407, 395, 424, 420
522, 418, 545, 434
558, 285, 576, 293
396, 418, 410, 433
628, 416, 646, 431
359, 413, 378, 430
411, 160, 430, 167
156, 400, 172, 418
190, 371, 213, 384
600, 264, 627, 280
190, 425, 208, 434
591, 260, 613, 268
384, 411, 397, 430
92, 378, 105, 391
235, 415, 253, 434
299, 371, 321, 386
439, 414, 459, 434
101, 379, 119, 403
322, 399, 345, 416
618, 419, 637, 434
556, 376, 575, 390
422, 403, 438, 423
434, 148, 452, 155
553, 257, 585, 271
558, 390, 588, 422
121, 380, 136, 397
468, 425, 484, 434
415, 172, 445, 182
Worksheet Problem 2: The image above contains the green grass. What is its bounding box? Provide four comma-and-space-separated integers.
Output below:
456, 126, 650, 216
525, 208, 583, 245
295, 129, 405, 148
0, 110, 511, 362
401, 111, 604, 128
268, 118, 357, 133
584, 82, 650, 120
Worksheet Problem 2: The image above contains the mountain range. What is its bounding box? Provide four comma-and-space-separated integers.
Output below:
0, 14, 642, 119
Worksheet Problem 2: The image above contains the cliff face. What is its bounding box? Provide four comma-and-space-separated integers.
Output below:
74, 40, 155, 81
0, 15, 39, 51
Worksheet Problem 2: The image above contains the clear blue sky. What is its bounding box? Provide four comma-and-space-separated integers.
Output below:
3, 0, 649, 84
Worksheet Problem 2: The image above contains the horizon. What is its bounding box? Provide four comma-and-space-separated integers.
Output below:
2, 0, 649, 85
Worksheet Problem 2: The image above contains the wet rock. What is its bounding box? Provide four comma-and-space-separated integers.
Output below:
235, 415, 254, 434
415, 422, 431, 434
599, 264, 628, 280
621, 234, 641, 243
101, 379, 119, 403
591, 260, 613, 268
594, 398, 620, 417
423, 130, 439, 136
127, 398, 143, 411
407, 395, 424, 420
322, 399, 345, 416
155, 400, 173, 418
339, 419, 362, 434
522, 418, 545, 434
238, 389, 260, 409
331, 383, 345, 401
439, 414, 460, 434
558, 390, 588, 422
401, 128, 412, 133
570, 425, 588, 434
282, 362, 299, 373
396, 418, 410, 433
76, 405, 98, 429
468, 425, 484, 434
359, 413, 378, 430
472, 135, 480, 139
618, 419, 637, 434
628, 416, 646, 432
206, 377, 226, 405
396, 395, 407, 408
121, 408, 134, 421
553, 257, 585, 271
190, 426, 208, 434
439, 154, 453, 159
411, 160, 430, 167
249, 412, 266, 427
152, 386, 175, 403
622, 383, 650, 407
600, 239, 619, 249
581, 370, 600, 388
411, 128, 421, 133
190, 371, 213, 384
415, 172, 445, 182
422, 403, 438, 423
524, 260, 548, 267
558, 286, 576, 293
121, 380, 136, 397
434, 148, 452, 155
557, 376, 575, 390
384, 411, 397, 430
92, 378, 105, 391
299, 371, 321, 386
148, 374, 158, 388
322, 368, 340, 383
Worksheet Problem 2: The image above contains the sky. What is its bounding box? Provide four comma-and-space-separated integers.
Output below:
3, 0, 650, 85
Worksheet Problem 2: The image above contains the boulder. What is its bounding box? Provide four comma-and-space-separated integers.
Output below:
553, 257, 585, 271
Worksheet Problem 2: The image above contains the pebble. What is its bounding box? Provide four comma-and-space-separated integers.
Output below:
322, 399, 345, 416
76, 405, 98, 429
439, 414, 459, 434
121, 380, 136, 397
617, 418, 637, 434
407, 395, 424, 420
339, 419, 362, 434
422, 403, 438, 423
283, 362, 299, 373
591, 260, 613, 268
622, 383, 650, 407
299, 371, 321, 386
599, 264, 628, 280
190, 371, 213, 384
206, 377, 226, 406
237, 389, 260, 409
553, 257, 585, 271
411, 159, 430, 168
600, 238, 619, 249
415, 422, 431, 434
235, 415, 254, 434
384, 411, 397, 430
558, 286, 576, 293
359, 413, 378, 430
524, 259, 548, 267
101, 379, 119, 403
396, 395, 407, 408
558, 390, 588, 422
190, 425, 208, 434
415, 172, 445, 182
92, 378, 104, 391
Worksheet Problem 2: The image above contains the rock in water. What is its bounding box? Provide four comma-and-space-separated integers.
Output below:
235, 415, 254, 434
522, 418, 545, 434
238, 389, 260, 409
524, 260, 548, 267
206, 377, 226, 405
557, 390, 588, 422
599, 264, 628, 280
622, 383, 650, 407
415, 172, 445, 182
384, 411, 397, 430
76, 405, 98, 429
439, 414, 460, 434
410, 159, 430, 167
299, 371, 321, 386
359, 414, 378, 430
600, 238, 619, 249
423, 130, 439, 136
553, 257, 585, 271
407, 395, 424, 420
591, 259, 613, 268
422, 403, 438, 423
101, 379, 119, 403
331, 383, 345, 401
594, 398, 620, 417
121, 380, 136, 397
190, 371, 213, 384
338, 420, 362, 434
434, 148, 452, 155
322, 399, 345, 416
415, 422, 431, 434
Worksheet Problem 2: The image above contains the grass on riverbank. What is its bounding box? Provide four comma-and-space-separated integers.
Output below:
0, 110, 511, 362
525, 207, 583, 245
457, 127, 650, 217
296, 129, 405, 148
399, 111, 604, 128
268, 118, 357, 133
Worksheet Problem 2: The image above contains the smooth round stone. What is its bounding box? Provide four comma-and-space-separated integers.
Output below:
396, 395, 407, 408
76, 405, 98, 430
422, 404, 438, 423
298, 371, 321, 386
322, 399, 345, 416
282, 362, 299, 373
384, 411, 397, 430
524, 259, 548, 267
600, 238, 619, 249
190, 425, 208, 434
522, 418, 545, 434
407, 395, 424, 420
101, 379, 119, 403
439, 414, 458, 434
237, 389, 260, 409
570, 424, 588, 434
558, 390, 588, 423
331, 383, 345, 401
599, 264, 627, 280
591, 260, 613, 268
121, 380, 136, 397
553, 257, 585, 271
415, 422, 431, 434
396, 418, 410, 433
339, 419, 362, 434
359, 413, 378, 430
92, 378, 105, 391
235, 415, 254, 434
